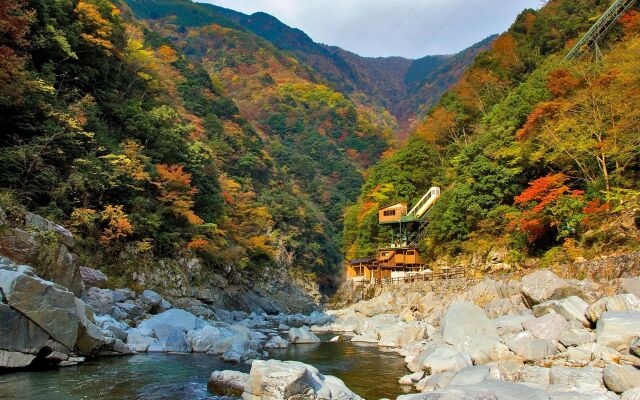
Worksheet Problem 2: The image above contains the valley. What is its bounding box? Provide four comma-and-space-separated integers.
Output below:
0, 0, 639, 399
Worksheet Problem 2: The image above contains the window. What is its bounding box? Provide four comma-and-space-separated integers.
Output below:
383, 210, 396, 216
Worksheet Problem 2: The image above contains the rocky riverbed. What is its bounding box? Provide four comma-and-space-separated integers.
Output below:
296, 269, 640, 399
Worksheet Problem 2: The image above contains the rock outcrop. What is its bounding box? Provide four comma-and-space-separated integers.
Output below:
224, 359, 362, 400
0, 257, 132, 369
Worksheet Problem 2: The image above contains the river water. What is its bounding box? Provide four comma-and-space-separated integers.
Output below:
0, 340, 411, 400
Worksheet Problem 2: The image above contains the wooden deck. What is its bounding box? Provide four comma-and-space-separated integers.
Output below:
350, 267, 465, 286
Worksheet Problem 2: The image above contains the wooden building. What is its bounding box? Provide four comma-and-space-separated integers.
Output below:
378, 202, 407, 224
347, 187, 443, 285
346, 247, 428, 283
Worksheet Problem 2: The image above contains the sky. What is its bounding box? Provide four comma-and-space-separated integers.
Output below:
202, 0, 542, 58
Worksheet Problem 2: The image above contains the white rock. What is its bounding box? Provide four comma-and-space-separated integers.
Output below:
493, 314, 534, 336
264, 335, 288, 349
548, 366, 605, 392
398, 371, 424, 385
506, 331, 557, 361
533, 296, 590, 327
523, 313, 569, 341
596, 311, 640, 348
288, 327, 321, 344
521, 270, 577, 305
126, 333, 158, 352
441, 301, 499, 346
378, 321, 428, 348
586, 298, 610, 324
622, 388, 640, 400
606, 294, 640, 313
420, 347, 473, 375
242, 360, 362, 400
448, 365, 490, 386
208, 370, 249, 396
603, 364, 640, 393
137, 309, 203, 332
560, 328, 595, 347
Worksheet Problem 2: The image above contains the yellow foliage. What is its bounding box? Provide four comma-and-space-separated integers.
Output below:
154, 164, 203, 225
100, 205, 133, 245
75, 1, 114, 51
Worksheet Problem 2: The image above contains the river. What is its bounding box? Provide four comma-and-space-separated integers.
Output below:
0, 339, 412, 400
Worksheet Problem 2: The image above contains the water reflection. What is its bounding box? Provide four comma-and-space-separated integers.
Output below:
0, 341, 410, 400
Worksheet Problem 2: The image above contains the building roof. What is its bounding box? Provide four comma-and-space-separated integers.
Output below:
349, 258, 375, 265
379, 202, 407, 211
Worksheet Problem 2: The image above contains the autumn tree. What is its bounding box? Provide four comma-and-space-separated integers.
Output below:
154, 164, 203, 225
510, 173, 585, 244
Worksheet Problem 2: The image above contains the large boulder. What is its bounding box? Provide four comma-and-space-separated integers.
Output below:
506, 332, 557, 361
0, 303, 50, 367
586, 298, 610, 324
78, 266, 107, 289
0, 214, 84, 296
0, 268, 78, 350
603, 364, 640, 393
441, 301, 499, 346
559, 328, 595, 347
140, 290, 163, 310
354, 314, 400, 339
24, 212, 74, 248
187, 325, 224, 353
378, 321, 428, 347
418, 347, 473, 375
548, 366, 605, 392
596, 311, 640, 348
209, 370, 249, 396
126, 333, 157, 352
288, 327, 321, 344
492, 314, 533, 336
222, 338, 262, 363
264, 335, 288, 349
521, 270, 579, 305
242, 360, 362, 400
532, 296, 590, 327
523, 313, 570, 341
137, 309, 204, 333
606, 294, 640, 313
74, 297, 108, 355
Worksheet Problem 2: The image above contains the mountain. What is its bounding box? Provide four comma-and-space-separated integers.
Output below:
344, 0, 640, 267
123, 0, 493, 131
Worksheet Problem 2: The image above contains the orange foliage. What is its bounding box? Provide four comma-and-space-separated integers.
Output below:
417, 106, 461, 145
511, 173, 584, 242
491, 33, 519, 68
516, 101, 563, 139
523, 13, 537, 31
154, 164, 203, 225
75, 1, 114, 51
157, 45, 178, 63
100, 205, 133, 245
0, 0, 34, 94
515, 173, 571, 212
619, 10, 640, 35
547, 69, 581, 97
187, 237, 209, 250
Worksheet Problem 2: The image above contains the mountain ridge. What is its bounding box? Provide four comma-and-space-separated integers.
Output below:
124, 0, 495, 130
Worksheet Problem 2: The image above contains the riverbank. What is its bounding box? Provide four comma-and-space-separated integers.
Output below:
305, 267, 640, 399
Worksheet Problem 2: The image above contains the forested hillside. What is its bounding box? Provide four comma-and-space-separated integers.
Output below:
0, 0, 401, 292
344, 0, 640, 269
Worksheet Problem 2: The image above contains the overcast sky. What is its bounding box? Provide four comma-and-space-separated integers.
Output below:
201, 0, 542, 58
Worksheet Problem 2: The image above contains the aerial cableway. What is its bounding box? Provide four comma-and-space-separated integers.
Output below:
564, 0, 639, 60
